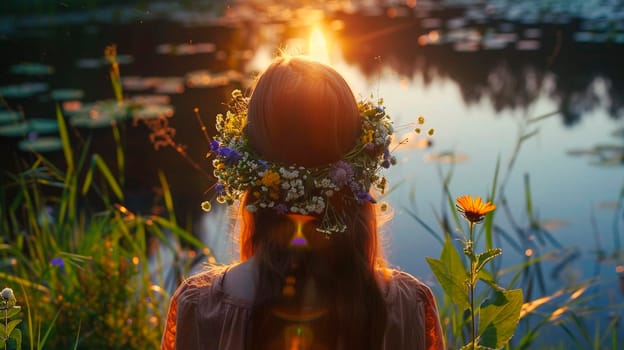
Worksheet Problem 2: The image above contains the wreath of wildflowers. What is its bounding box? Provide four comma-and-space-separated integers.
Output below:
203, 89, 398, 234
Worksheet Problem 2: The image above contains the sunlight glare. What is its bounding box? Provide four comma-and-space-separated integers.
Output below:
308, 27, 330, 63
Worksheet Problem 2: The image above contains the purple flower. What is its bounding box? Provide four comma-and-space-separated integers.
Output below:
257, 160, 269, 170
329, 161, 354, 187
383, 148, 391, 159
217, 147, 241, 165
209, 140, 220, 152
214, 183, 225, 195
356, 190, 373, 203
51, 257, 65, 268
381, 159, 391, 169
275, 203, 288, 215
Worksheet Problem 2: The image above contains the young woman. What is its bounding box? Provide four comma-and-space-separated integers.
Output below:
161, 55, 444, 350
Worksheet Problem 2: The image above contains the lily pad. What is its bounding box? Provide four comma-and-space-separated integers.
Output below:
0, 110, 20, 124
51, 89, 85, 101
516, 40, 540, 50
186, 70, 243, 88
0, 82, 49, 98
153, 78, 185, 94
9, 62, 54, 75
29, 118, 59, 133
18, 137, 63, 153
156, 42, 216, 55
133, 104, 175, 120
121, 76, 152, 91
115, 54, 134, 64
76, 58, 103, 69
130, 95, 171, 105
69, 100, 130, 129
76, 54, 133, 69
0, 122, 29, 137
70, 114, 116, 129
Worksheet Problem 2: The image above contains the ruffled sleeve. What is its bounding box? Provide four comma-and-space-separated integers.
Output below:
384, 271, 445, 350
161, 273, 208, 350
161, 269, 252, 350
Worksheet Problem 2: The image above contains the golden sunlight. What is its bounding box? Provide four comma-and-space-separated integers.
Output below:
308, 27, 330, 63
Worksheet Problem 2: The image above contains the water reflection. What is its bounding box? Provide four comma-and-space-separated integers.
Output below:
331, 11, 624, 125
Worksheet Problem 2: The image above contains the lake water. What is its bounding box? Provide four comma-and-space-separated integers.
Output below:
1, 0, 623, 347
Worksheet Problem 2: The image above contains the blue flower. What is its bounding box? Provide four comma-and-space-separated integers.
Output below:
356, 190, 373, 203
209, 140, 220, 152
356, 190, 374, 203
51, 257, 65, 268
329, 161, 354, 187
257, 159, 269, 170
214, 183, 225, 194
217, 147, 241, 165
383, 148, 391, 159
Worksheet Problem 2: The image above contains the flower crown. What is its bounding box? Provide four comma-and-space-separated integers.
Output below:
203, 89, 397, 234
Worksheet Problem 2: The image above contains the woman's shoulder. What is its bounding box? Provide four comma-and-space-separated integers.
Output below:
385, 268, 437, 305
172, 262, 256, 308
171, 265, 228, 304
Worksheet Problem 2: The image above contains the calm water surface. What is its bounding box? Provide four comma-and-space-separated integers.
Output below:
1, 1, 623, 346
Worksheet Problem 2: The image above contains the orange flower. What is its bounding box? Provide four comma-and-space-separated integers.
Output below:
456, 195, 496, 224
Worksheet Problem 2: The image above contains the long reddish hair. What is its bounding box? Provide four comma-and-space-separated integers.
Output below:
239, 55, 388, 349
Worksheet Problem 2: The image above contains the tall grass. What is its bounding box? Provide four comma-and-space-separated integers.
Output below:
0, 105, 206, 349
408, 111, 624, 349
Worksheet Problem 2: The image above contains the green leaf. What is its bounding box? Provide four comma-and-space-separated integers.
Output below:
6, 306, 21, 319
9, 327, 22, 350
5, 318, 22, 338
82, 154, 124, 200
477, 269, 502, 291
56, 105, 74, 172
158, 170, 176, 226
39, 307, 62, 350
475, 248, 502, 274
426, 237, 470, 310
478, 289, 524, 349
81, 157, 95, 195
484, 157, 500, 251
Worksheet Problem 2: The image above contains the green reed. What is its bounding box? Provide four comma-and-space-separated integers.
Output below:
0, 95, 207, 349
407, 110, 624, 349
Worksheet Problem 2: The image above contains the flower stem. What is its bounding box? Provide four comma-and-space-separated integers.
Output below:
3, 304, 7, 344
469, 222, 476, 350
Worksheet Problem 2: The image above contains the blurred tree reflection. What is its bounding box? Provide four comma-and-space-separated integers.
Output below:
333, 10, 624, 125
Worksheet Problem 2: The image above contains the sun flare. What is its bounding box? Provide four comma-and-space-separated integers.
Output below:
308, 27, 330, 63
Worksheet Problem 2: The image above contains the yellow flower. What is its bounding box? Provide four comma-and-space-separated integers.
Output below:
456, 195, 496, 224
361, 129, 374, 144
261, 170, 281, 187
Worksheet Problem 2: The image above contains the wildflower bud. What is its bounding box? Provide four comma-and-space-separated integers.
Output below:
1, 287, 13, 301
428, 128, 435, 136
418, 116, 425, 124
201, 201, 212, 212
